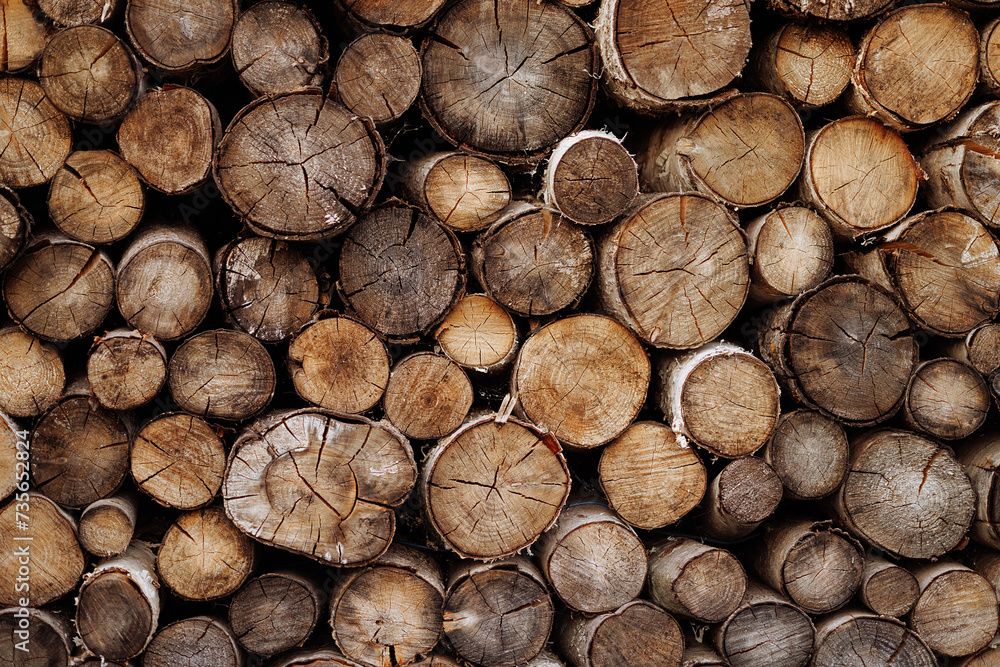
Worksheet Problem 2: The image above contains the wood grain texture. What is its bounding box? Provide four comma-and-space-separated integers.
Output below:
131, 412, 225, 510
231, 1, 327, 96
48, 150, 144, 244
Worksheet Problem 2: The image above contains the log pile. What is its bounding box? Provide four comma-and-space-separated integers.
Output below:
6, 0, 1000, 665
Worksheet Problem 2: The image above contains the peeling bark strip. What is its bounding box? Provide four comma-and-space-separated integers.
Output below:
422, 414, 570, 559
471, 203, 594, 317
0, 492, 84, 606
0, 608, 74, 665
798, 117, 918, 241
223, 408, 416, 567
383, 352, 472, 440
757, 276, 917, 426
711, 581, 815, 667
847, 5, 978, 132
0, 187, 28, 272
744, 205, 833, 305
595, 0, 750, 113
557, 599, 684, 667
78, 492, 138, 558
338, 203, 465, 341
513, 314, 649, 449
48, 150, 144, 244
333, 0, 448, 33
750, 22, 854, 108
330, 543, 445, 667
904, 358, 989, 441
117, 223, 213, 341
125, 0, 236, 73
38, 0, 120, 26
231, 1, 328, 97
700, 456, 782, 541
0, 78, 72, 188
420, 0, 597, 162
638, 93, 805, 209
858, 554, 919, 618
542, 131, 638, 226
334, 33, 421, 128
0, 0, 51, 73
0, 327, 64, 418
131, 412, 225, 510
144, 616, 243, 667
215, 236, 326, 344
443, 557, 555, 667
30, 386, 130, 509
833, 428, 975, 559
647, 537, 747, 623
215, 92, 385, 240
762, 410, 848, 501
536, 502, 647, 614
118, 86, 221, 194
656, 341, 780, 458
168, 329, 276, 421
597, 192, 749, 350
909, 561, 999, 658
923, 102, 1000, 230
433, 293, 520, 375
811, 612, 935, 667
401, 152, 511, 233
87, 329, 167, 410
38, 25, 140, 123
157, 507, 254, 602
229, 570, 324, 657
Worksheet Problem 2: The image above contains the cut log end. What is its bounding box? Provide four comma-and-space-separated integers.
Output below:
335, 33, 421, 127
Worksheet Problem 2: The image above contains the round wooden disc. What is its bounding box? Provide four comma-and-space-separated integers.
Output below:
550, 133, 638, 225
662, 545, 746, 623
87, 333, 166, 410
433, 294, 518, 372
514, 314, 649, 449
599, 421, 706, 529
750, 206, 833, 300
771, 24, 853, 108
231, 1, 326, 97
132, 413, 226, 510
125, 0, 236, 71
905, 358, 989, 440
720, 600, 814, 667
48, 150, 144, 244
782, 531, 863, 613
716, 456, 783, 525
0, 78, 71, 188
812, 616, 935, 667
158, 507, 254, 601
0, 328, 64, 418
911, 570, 998, 657
335, 33, 420, 126
383, 352, 472, 440
864, 566, 919, 617
229, 573, 321, 656
79, 502, 133, 557
764, 410, 848, 500
76, 572, 153, 661
144, 618, 241, 667
589, 601, 684, 667
422, 154, 510, 232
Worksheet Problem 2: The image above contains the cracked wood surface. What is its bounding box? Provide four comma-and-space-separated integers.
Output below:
38, 0, 119, 26
48, 149, 144, 244
904, 357, 989, 440
712, 580, 815, 667
543, 130, 638, 226
0, 187, 26, 272
229, 570, 323, 657
909, 562, 999, 658
335, 33, 420, 128
334, 0, 447, 33
0, 78, 71, 188
125, 0, 236, 72
131, 412, 225, 510
87, 328, 167, 411
701, 456, 782, 541
157, 506, 254, 601
811, 612, 935, 667
401, 151, 511, 233
751, 22, 854, 108
557, 599, 684, 667
0, 0, 51, 73
383, 351, 472, 440
762, 409, 848, 500
143, 616, 242, 667
745, 205, 833, 305
433, 293, 519, 375
647, 536, 746, 623
78, 492, 138, 558
858, 553, 919, 617
0, 326, 64, 418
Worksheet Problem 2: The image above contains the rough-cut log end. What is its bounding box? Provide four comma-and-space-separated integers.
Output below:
401, 152, 511, 233
811, 611, 935, 667
647, 537, 747, 623
543, 130, 638, 226
0, 78, 72, 188
745, 205, 833, 305
87, 329, 167, 410
383, 352, 473, 440
751, 23, 854, 108
131, 412, 225, 510
712, 581, 815, 667
433, 293, 520, 375
859, 554, 919, 617
904, 358, 989, 440
0, 0, 51, 73
125, 0, 237, 73
910, 562, 999, 658
144, 616, 242, 667
157, 507, 254, 601
763, 410, 848, 500
48, 150, 144, 244
229, 571, 323, 657
78, 493, 138, 557
335, 33, 421, 127
333, 0, 448, 33
0, 327, 64, 418
701, 456, 782, 541
557, 600, 684, 667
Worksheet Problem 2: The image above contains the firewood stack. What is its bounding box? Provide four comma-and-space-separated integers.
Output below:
4, 0, 1000, 665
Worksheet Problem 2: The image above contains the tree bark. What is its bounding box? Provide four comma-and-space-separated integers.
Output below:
647, 537, 747, 623
750, 22, 853, 108
744, 205, 833, 305
223, 408, 416, 567
655, 341, 780, 458
542, 130, 638, 226
86, 329, 167, 411
421, 413, 570, 560
909, 561, 999, 658
47, 150, 144, 244
943, 323, 1000, 378
757, 276, 917, 426
117, 86, 221, 194
215, 92, 385, 241
30, 386, 130, 508
228, 570, 324, 657
700, 456, 782, 541
797, 117, 918, 241
512, 314, 649, 449
762, 410, 848, 501
131, 412, 225, 511
38, 24, 140, 123
832, 428, 975, 559
535, 501, 647, 614
846, 5, 978, 132
3, 234, 114, 342
383, 352, 473, 440
594, 0, 751, 113
0, 0, 51, 73
38, 0, 119, 26
596, 192, 749, 349
330, 542, 444, 667
858, 554, 919, 618
638, 93, 804, 209
231, 1, 327, 97
168, 329, 276, 421
0, 327, 64, 418
116, 223, 213, 341
78, 492, 138, 558
556, 600, 684, 667
711, 580, 815, 667
143, 616, 243, 667
811, 611, 935, 667
904, 358, 989, 440
334, 33, 420, 128
0, 187, 28, 273
124, 0, 236, 73
287, 314, 390, 415
471, 203, 593, 317
157, 506, 254, 601
0, 607, 74, 666
420, 0, 597, 162
432, 294, 520, 376
400, 152, 511, 233
752, 519, 864, 615
598, 421, 704, 530
76, 541, 160, 662
443, 556, 554, 667
338, 202, 465, 342
0, 491, 84, 606
215, 236, 326, 344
